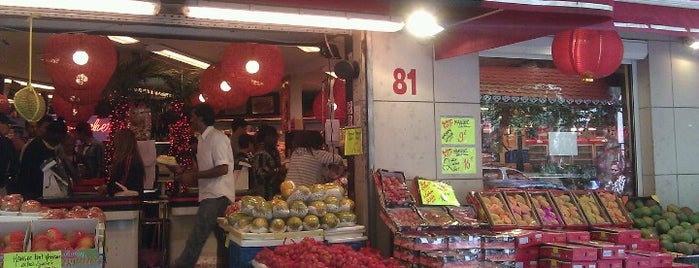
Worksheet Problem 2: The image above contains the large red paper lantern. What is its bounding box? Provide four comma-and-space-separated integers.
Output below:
53, 84, 104, 105
199, 64, 248, 110
52, 95, 96, 127
220, 43, 285, 97
0, 94, 10, 114
43, 33, 117, 104
313, 79, 346, 124
551, 29, 623, 81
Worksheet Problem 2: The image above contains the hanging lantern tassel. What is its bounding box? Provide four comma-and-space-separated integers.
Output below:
551, 29, 624, 82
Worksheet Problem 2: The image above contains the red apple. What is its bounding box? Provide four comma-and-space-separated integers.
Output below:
48, 240, 72, 251
20, 200, 42, 213
31, 235, 50, 251
4, 241, 24, 252
75, 235, 95, 249
65, 230, 85, 247
45, 227, 63, 242
3, 230, 25, 245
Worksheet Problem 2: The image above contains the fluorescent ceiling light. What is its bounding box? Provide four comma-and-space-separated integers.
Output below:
325, 71, 338, 79
148, 45, 210, 69
9, 79, 55, 90
405, 9, 444, 37
298, 46, 321, 53
690, 41, 699, 50
108, 36, 140, 44
183, 3, 404, 32
0, 0, 159, 15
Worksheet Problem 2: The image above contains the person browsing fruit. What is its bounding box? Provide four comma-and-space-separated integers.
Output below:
173, 103, 235, 268
286, 130, 344, 187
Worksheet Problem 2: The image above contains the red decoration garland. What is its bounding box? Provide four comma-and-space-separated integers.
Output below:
167, 100, 194, 171
220, 43, 285, 97
551, 29, 624, 81
104, 97, 130, 177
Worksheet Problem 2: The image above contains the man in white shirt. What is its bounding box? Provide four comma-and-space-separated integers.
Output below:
173, 103, 235, 268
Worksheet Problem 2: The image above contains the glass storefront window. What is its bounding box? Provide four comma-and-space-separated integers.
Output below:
479, 58, 635, 196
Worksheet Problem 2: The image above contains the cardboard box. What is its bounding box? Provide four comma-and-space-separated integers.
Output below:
598, 259, 624, 268
634, 239, 660, 252
626, 250, 673, 268
514, 246, 539, 261
540, 230, 568, 244
623, 254, 651, 268
482, 232, 516, 249
540, 243, 598, 261
515, 260, 538, 268
543, 229, 590, 242
571, 241, 626, 260
590, 227, 641, 245
539, 258, 597, 268
509, 229, 543, 248
671, 262, 694, 268
484, 248, 516, 262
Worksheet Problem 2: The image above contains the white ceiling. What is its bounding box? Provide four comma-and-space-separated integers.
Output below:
0, 16, 346, 95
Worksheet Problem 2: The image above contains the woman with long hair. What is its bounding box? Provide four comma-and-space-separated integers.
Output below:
107, 129, 145, 196
286, 130, 344, 187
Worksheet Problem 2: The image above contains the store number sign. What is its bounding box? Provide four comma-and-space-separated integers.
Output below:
393, 68, 417, 95
441, 147, 476, 175
4, 251, 61, 268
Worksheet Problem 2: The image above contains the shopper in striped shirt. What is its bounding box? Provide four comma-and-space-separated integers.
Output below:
286, 131, 344, 187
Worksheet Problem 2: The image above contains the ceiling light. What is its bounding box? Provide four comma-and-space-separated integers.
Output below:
0, 0, 159, 15
183, 2, 404, 32
108, 36, 140, 44
325, 71, 338, 79
219, 81, 231, 92
690, 40, 699, 50
405, 9, 444, 37
72, 50, 89, 65
245, 60, 260, 74
297, 46, 321, 53
9, 79, 55, 90
147, 45, 210, 69
198, 94, 205, 103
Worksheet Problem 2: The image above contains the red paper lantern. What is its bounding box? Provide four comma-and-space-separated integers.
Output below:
220, 43, 285, 97
0, 94, 10, 114
313, 79, 346, 124
53, 84, 104, 105
43, 33, 117, 104
199, 65, 248, 110
52, 95, 96, 127
551, 29, 623, 81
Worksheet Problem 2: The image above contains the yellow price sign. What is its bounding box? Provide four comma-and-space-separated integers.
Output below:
441, 147, 477, 175
4, 251, 61, 268
343, 127, 363, 156
440, 117, 475, 145
416, 178, 460, 206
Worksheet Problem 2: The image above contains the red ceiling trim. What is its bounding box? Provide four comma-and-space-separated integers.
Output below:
613, 2, 699, 37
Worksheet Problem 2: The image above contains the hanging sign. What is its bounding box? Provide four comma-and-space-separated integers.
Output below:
441, 147, 477, 175
440, 116, 475, 145
416, 178, 460, 206
343, 127, 363, 156
4, 251, 61, 268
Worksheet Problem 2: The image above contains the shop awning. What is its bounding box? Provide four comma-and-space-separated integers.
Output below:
613, 1, 699, 37
435, 0, 614, 60
480, 66, 611, 105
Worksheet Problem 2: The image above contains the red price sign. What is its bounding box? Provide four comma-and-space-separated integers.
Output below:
393, 68, 416, 95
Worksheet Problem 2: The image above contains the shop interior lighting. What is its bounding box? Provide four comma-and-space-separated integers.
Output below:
183, 1, 405, 32
147, 45, 210, 69
108, 36, 140, 44
0, 0, 160, 15
405, 9, 444, 37
690, 40, 699, 50
297, 46, 321, 53
4, 78, 54, 90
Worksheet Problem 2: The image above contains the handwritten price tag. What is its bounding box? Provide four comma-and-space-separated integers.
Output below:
441, 147, 477, 175
4, 251, 61, 268
440, 117, 475, 145
417, 178, 460, 206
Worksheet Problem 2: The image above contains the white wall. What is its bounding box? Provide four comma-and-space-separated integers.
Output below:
640, 40, 699, 210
